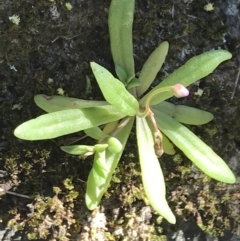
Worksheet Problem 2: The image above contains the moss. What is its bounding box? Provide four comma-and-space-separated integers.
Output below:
1, 0, 240, 240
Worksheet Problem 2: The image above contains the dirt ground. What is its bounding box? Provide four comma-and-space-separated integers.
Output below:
0, 0, 240, 240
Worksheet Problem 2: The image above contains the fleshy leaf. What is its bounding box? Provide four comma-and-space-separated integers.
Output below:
162, 134, 175, 155
115, 65, 128, 83
84, 127, 108, 140
126, 78, 141, 89
154, 109, 236, 184
137, 41, 169, 97
102, 121, 118, 135
34, 94, 108, 113
140, 50, 232, 106
108, 0, 135, 79
93, 144, 109, 152
107, 137, 123, 154
85, 118, 134, 210
61, 145, 95, 155
154, 102, 214, 125
14, 105, 126, 140
173, 105, 213, 125
90, 62, 139, 116
136, 116, 176, 224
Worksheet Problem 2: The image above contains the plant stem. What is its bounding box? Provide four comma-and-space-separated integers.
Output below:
100, 117, 133, 145
137, 86, 173, 117
148, 111, 164, 157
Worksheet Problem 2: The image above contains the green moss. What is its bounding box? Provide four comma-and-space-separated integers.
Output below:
0, 0, 239, 239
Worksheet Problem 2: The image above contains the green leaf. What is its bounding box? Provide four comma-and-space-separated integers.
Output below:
137, 41, 169, 97
108, 0, 135, 79
14, 105, 126, 140
126, 78, 141, 89
86, 151, 108, 209
154, 109, 236, 184
84, 127, 108, 140
173, 105, 213, 125
162, 134, 175, 155
61, 145, 95, 155
107, 137, 123, 154
85, 118, 134, 210
61, 143, 109, 155
140, 50, 232, 106
102, 121, 118, 135
90, 62, 139, 116
115, 65, 128, 83
153, 101, 176, 117
154, 102, 214, 125
34, 94, 108, 112
93, 144, 109, 152
136, 116, 176, 224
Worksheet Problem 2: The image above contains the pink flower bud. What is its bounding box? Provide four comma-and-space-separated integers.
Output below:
172, 84, 189, 98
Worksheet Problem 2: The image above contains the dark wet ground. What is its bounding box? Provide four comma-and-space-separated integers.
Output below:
0, 0, 240, 240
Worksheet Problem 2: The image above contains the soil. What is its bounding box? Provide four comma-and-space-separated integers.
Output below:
0, 0, 240, 241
